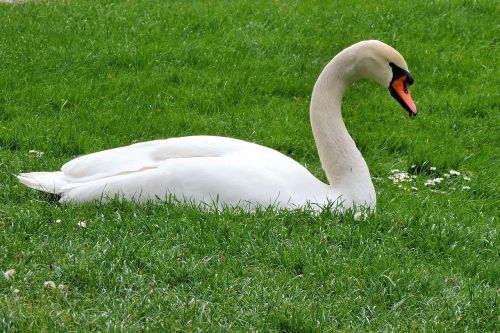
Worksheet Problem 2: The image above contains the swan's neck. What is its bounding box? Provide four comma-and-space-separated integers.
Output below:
310, 53, 375, 203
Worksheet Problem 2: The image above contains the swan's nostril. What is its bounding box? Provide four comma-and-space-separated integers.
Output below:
403, 81, 408, 94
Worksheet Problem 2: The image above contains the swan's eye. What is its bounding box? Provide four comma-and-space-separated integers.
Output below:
406, 74, 414, 85
389, 62, 413, 86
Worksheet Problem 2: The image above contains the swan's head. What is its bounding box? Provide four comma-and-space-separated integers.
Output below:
348, 40, 417, 116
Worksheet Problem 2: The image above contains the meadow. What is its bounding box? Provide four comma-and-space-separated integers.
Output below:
0, 0, 498, 331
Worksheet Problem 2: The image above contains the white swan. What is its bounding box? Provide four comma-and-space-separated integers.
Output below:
17, 40, 416, 212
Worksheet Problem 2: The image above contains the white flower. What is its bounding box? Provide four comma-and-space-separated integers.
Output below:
390, 169, 400, 173
444, 173, 450, 178
462, 186, 471, 190
12, 288, 20, 294
425, 177, 444, 186
28, 150, 44, 157
430, 166, 437, 171
44, 281, 56, 289
3, 269, 15, 281
463, 176, 471, 181
354, 211, 368, 221
389, 172, 413, 184
77, 221, 87, 228
55, 219, 61, 224
424, 180, 435, 186
449, 170, 460, 176
58, 283, 69, 291
411, 187, 418, 191
396, 172, 410, 179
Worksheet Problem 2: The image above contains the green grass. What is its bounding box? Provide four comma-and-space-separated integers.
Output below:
1, 0, 499, 331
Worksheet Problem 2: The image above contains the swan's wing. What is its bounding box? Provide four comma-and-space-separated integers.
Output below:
59, 151, 323, 206
61, 136, 258, 182
19, 135, 329, 207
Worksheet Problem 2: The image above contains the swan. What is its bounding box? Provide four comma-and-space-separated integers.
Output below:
17, 40, 416, 212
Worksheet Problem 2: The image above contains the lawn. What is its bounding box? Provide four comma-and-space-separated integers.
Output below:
0, 0, 498, 331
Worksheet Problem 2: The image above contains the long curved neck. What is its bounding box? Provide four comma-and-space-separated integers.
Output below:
310, 52, 374, 197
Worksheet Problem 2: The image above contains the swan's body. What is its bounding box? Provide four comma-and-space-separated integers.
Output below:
20, 136, 338, 209
18, 40, 416, 212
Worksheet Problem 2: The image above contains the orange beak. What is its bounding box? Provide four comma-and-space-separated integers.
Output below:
389, 76, 417, 116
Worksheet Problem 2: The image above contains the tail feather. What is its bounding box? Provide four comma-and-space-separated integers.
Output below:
17, 172, 68, 194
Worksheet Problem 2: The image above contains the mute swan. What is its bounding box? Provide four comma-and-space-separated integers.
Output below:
18, 40, 416, 212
